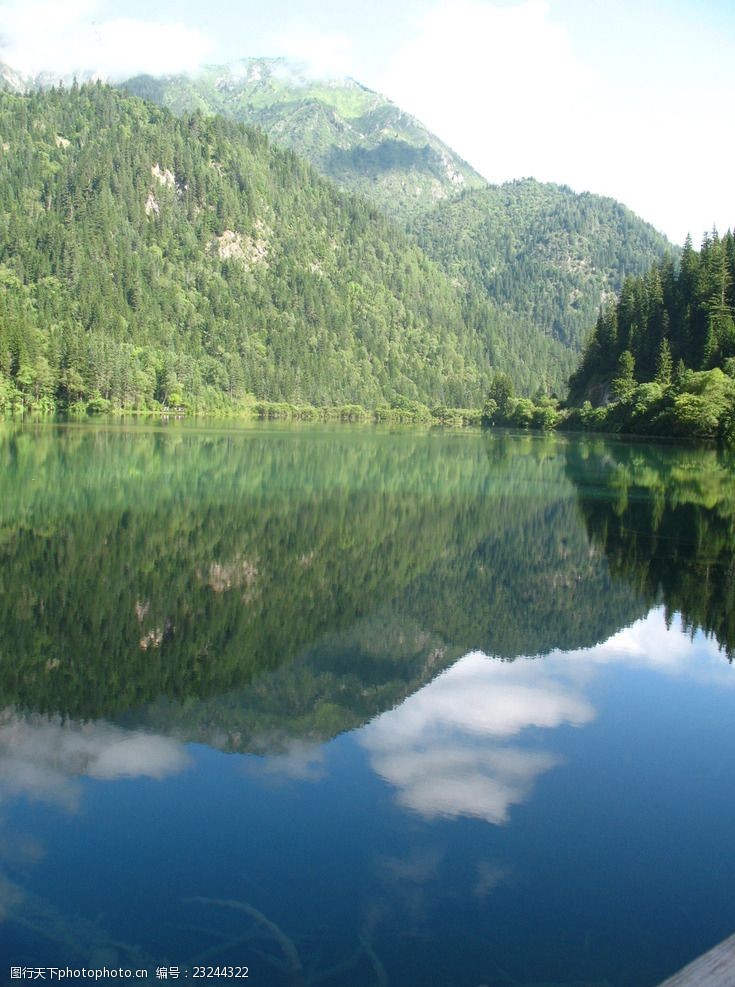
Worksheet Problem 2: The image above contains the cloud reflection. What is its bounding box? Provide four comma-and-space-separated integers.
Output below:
0, 709, 190, 811
558, 608, 735, 683
474, 858, 514, 899
361, 608, 732, 824
361, 651, 593, 824
241, 738, 327, 784
0, 871, 25, 920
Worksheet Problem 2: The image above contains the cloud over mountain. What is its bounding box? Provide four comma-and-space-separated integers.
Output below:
0, 0, 212, 79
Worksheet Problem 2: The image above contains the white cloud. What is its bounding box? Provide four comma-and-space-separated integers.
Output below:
0, 0, 213, 79
377, 0, 734, 243
549, 608, 735, 685
361, 650, 593, 823
366, 651, 594, 748
378, 846, 443, 885
0, 872, 24, 921
268, 27, 355, 80
378, 1, 592, 182
370, 741, 560, 823
242, 738, 327, 783
474, 858, 513, 898
360, 609, 733, 824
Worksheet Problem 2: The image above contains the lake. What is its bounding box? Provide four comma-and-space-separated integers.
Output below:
0, 422, 733, 986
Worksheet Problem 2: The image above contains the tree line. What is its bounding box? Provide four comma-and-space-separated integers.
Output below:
566, 230, 735, 442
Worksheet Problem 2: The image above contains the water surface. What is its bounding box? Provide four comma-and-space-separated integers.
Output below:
0, 423, 733, 986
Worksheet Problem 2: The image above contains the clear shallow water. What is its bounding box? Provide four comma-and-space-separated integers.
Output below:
0, 422, 733, 986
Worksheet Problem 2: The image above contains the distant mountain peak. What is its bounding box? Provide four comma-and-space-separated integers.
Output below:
120, 57, 487, 219
0, 60, 30, 93
0, 59, 106, 92
215, 56, 361, 89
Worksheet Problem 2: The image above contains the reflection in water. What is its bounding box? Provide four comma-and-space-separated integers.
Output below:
241, 738, 327, 783
564, 606, 735, 682
0, 612, 732, 984
362, 609, 733, 824
473, 858, 514, 899
0, 424, 733, 985
361, 651, 590, 823
0, 710, 190, 810
0, 425, 646, 722
0, 712, 188, 969
567, 438, 735, 658
0, 711, 189, 913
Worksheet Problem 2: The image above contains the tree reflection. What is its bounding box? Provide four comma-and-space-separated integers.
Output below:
566, 439, 735, 659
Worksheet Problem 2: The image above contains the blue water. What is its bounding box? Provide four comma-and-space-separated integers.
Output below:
3, 614, 733, 986
0, 424, 734, 986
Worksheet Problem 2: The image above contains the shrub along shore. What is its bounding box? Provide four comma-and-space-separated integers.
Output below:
4, 366, 735, 447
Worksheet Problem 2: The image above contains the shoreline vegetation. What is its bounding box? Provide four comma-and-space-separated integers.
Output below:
2, 369, 734, 447
0, 393, 483, 427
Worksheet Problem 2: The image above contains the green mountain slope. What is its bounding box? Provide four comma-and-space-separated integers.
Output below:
122, 58, 486, 221
409, 178, 675, 358
0, 84, 508, 412
120, 64, 674, 391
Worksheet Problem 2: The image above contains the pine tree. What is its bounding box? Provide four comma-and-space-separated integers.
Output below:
611, 350, 636, 402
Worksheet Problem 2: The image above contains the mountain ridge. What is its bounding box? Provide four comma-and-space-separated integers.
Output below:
410, 177, 675, 356
121, 57, 488, 220
0, 56, 677, 401
118, 57, 675, 377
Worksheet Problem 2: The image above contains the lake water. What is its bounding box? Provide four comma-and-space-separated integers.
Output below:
0, 422, 733, 986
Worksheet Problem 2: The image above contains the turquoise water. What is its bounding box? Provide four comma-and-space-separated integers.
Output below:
0, 423, 733, 986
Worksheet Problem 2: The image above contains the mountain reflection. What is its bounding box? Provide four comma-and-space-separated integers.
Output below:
0, 424, 732, 743
1, 426, 733, 987
0, 425, 644, 722
1, 610, 728, 830
0, 608, 731, 985
566, 438, 735, 658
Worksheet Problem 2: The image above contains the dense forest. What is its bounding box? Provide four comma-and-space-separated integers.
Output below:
122, 66, 676, 394
0, 80, 733, 442
410, 178, 672, 358
0, 83, 530, 414
566, 231, 735, 441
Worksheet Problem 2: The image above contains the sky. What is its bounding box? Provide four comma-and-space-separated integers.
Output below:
0, 0, 733, 244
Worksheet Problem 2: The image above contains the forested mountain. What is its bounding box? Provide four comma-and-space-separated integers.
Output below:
0, 83, 516, 413
120, 64, 675, 387
410, 179, 674, 359
0, 55, 681, 402
567, 231, 735, 441
122, 58, 487, 220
